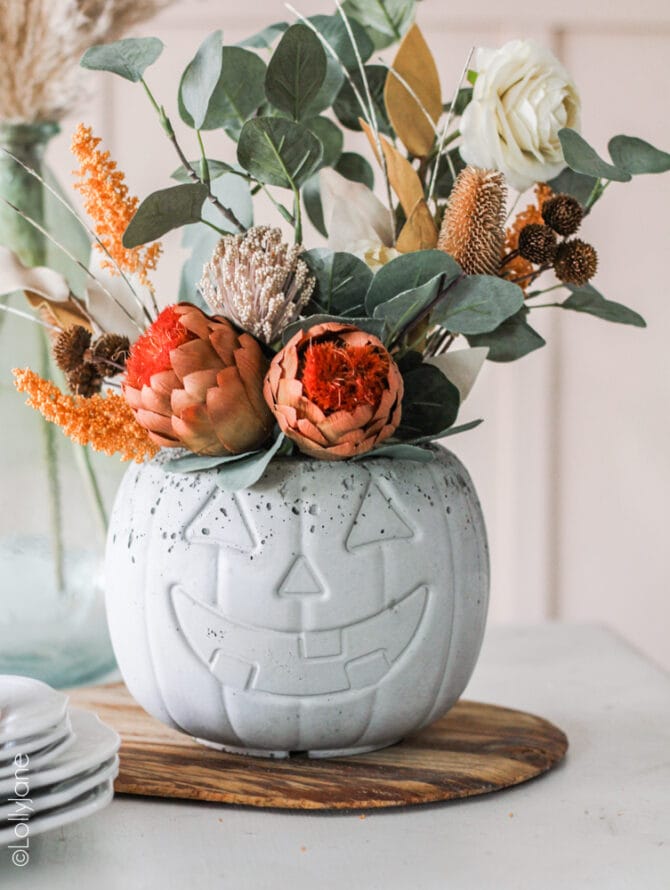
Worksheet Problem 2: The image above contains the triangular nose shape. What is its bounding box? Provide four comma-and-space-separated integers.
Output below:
278, 555, 324, 597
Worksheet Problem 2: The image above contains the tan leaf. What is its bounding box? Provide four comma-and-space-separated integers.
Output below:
359, 119, 424, 217
396, 198, 439, 253
384, 24, 442, 159
24, 292, 92, 334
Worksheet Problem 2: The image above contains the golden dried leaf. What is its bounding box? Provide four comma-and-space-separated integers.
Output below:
384, 24, 442, 159
24, 291, 92, 335
359, 119, 424, 217
396, 198, 439, 253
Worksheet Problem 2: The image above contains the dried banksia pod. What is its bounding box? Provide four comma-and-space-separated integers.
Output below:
87, 333, 131, 377
53, 325, 91, 373
542, 194, 584, 236
199, 226, 316, 345
66, 363, 103, 399
438, 166, 507, 276
554, 239, 598, 286
518, 224, 558, 264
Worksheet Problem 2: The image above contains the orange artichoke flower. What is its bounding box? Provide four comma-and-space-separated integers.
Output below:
123, 304, 274, 456
264, 322, 403, 460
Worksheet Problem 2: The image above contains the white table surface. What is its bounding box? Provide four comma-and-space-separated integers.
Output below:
1, 624, 668, 889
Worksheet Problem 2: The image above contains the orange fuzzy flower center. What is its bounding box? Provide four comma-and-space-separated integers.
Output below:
125, 306, 195, 389
300, 340, 390, 415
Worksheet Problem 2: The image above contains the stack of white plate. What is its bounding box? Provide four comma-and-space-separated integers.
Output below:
0, 676, 120, 846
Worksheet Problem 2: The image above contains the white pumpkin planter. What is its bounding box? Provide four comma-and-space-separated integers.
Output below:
105, 446, 489, 758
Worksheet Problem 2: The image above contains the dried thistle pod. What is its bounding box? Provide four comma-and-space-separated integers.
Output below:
438, 166, 507, 276
518, 224, 558, 264
88, 333, 131, 376
66, 362, 103, 398
542, 194, 584, 236
554, 239, 598, 286
53, 325, 92, 373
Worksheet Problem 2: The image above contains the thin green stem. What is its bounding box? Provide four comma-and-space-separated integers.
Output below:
292, 185, 303, 244
526, 283, 565, 298
72, 445, 108, 542
140, 78, 244, 232
201, 218, 228, 236
196, 131, 210, 186
37, 325, 65, 594
528, 302, 562, 309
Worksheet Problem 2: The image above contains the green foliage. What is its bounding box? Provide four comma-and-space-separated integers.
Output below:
396, 363, 460, 440
123, 183, 208, 248
304, 117, 343, 169
433, 149, 467, 199
303, 248, 373, 316
265, 25, 327, 121
281, 314, 386, 343
432, 275, 524, 335
80, 37, 163, 82
547, 167, 597, 205
365, 251, 460, 314
171, 159, 246, 184
467, 308, 546, 362
303, 57, 346, 118
341, 0, 416, 50
216, 434, 291, 491
237, 118, 322, 189
308, 14, 374, 70
180, 31, 223, 130
409, 419, 484, 444
608, 135, 670, 175
334, 152, 374, 189
558, 128, 631, 183
373, 274, 444, 345
238, 22, 288, 49
179, 47, 267, 138
303, 175, 327, 236
352, 443, 435, 461
333, 65, 393, 135
561, 284, 646, 327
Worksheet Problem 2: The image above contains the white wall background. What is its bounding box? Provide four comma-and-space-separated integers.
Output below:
43, 0, 670, 667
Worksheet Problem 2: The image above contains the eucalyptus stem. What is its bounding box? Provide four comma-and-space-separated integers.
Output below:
140, 78, 244, 232
37, 324, 65, 594
292, 186, 303, 244
196, 131, 210, 186
526, 283, 565, 298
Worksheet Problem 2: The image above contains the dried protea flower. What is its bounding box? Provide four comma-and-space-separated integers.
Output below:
518, 224, 558, 264
438, 166, 507, 276
67, 362, 103, 398
123, 304, 274, 456
264, 322, 403, 461
199, 226, 316, 345
542, 194, 584, 236
554, 239, 598, 286
87, 333, 131, 377
53, 325, 91, 373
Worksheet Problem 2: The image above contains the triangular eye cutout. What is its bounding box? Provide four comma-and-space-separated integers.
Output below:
277, 556, 324, 597
346, 481, 414, 550
184, 491, 256, 553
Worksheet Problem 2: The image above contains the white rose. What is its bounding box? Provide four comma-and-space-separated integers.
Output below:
460, 40, 581, 192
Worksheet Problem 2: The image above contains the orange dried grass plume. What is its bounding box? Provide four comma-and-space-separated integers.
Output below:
71, 124, 162, 290
13, 368, 158, 463
502, 184, 554, 289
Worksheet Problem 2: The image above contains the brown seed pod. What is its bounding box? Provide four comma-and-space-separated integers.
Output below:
554, 239, 598, 286
542, 194, 584, 236
53, 325, 92, 373
87, 333, 131, 376
66, 362, 103, 398
518, 224, 558, 264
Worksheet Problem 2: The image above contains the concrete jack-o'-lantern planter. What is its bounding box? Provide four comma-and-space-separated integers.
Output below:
104, 445, 489, 758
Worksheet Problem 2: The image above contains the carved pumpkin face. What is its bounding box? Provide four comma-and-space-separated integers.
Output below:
106, 448, 489, 756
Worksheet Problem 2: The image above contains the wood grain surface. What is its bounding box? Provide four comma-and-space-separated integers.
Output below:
69, 683, 568, 810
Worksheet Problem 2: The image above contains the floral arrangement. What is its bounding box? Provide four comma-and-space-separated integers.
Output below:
6, 1, 670, 490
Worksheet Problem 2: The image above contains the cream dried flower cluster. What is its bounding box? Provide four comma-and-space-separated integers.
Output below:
199, 226, 316, 346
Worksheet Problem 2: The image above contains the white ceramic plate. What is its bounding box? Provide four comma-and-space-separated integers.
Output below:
0, 676, 68, 745
0, 716, 74, 778
0, 708, 120, 798
0, 755, 119, 821
0, 779, 115, 846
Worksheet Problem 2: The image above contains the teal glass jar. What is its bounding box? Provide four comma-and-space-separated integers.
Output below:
0, 121, 119, 687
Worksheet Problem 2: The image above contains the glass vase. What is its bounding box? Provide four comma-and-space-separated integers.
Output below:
0, 121, 119, 687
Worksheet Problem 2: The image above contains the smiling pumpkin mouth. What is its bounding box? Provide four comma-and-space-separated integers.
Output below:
171, 584, 429, 697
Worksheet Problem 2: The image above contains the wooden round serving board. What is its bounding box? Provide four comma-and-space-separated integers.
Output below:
69, 683, 567, 810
